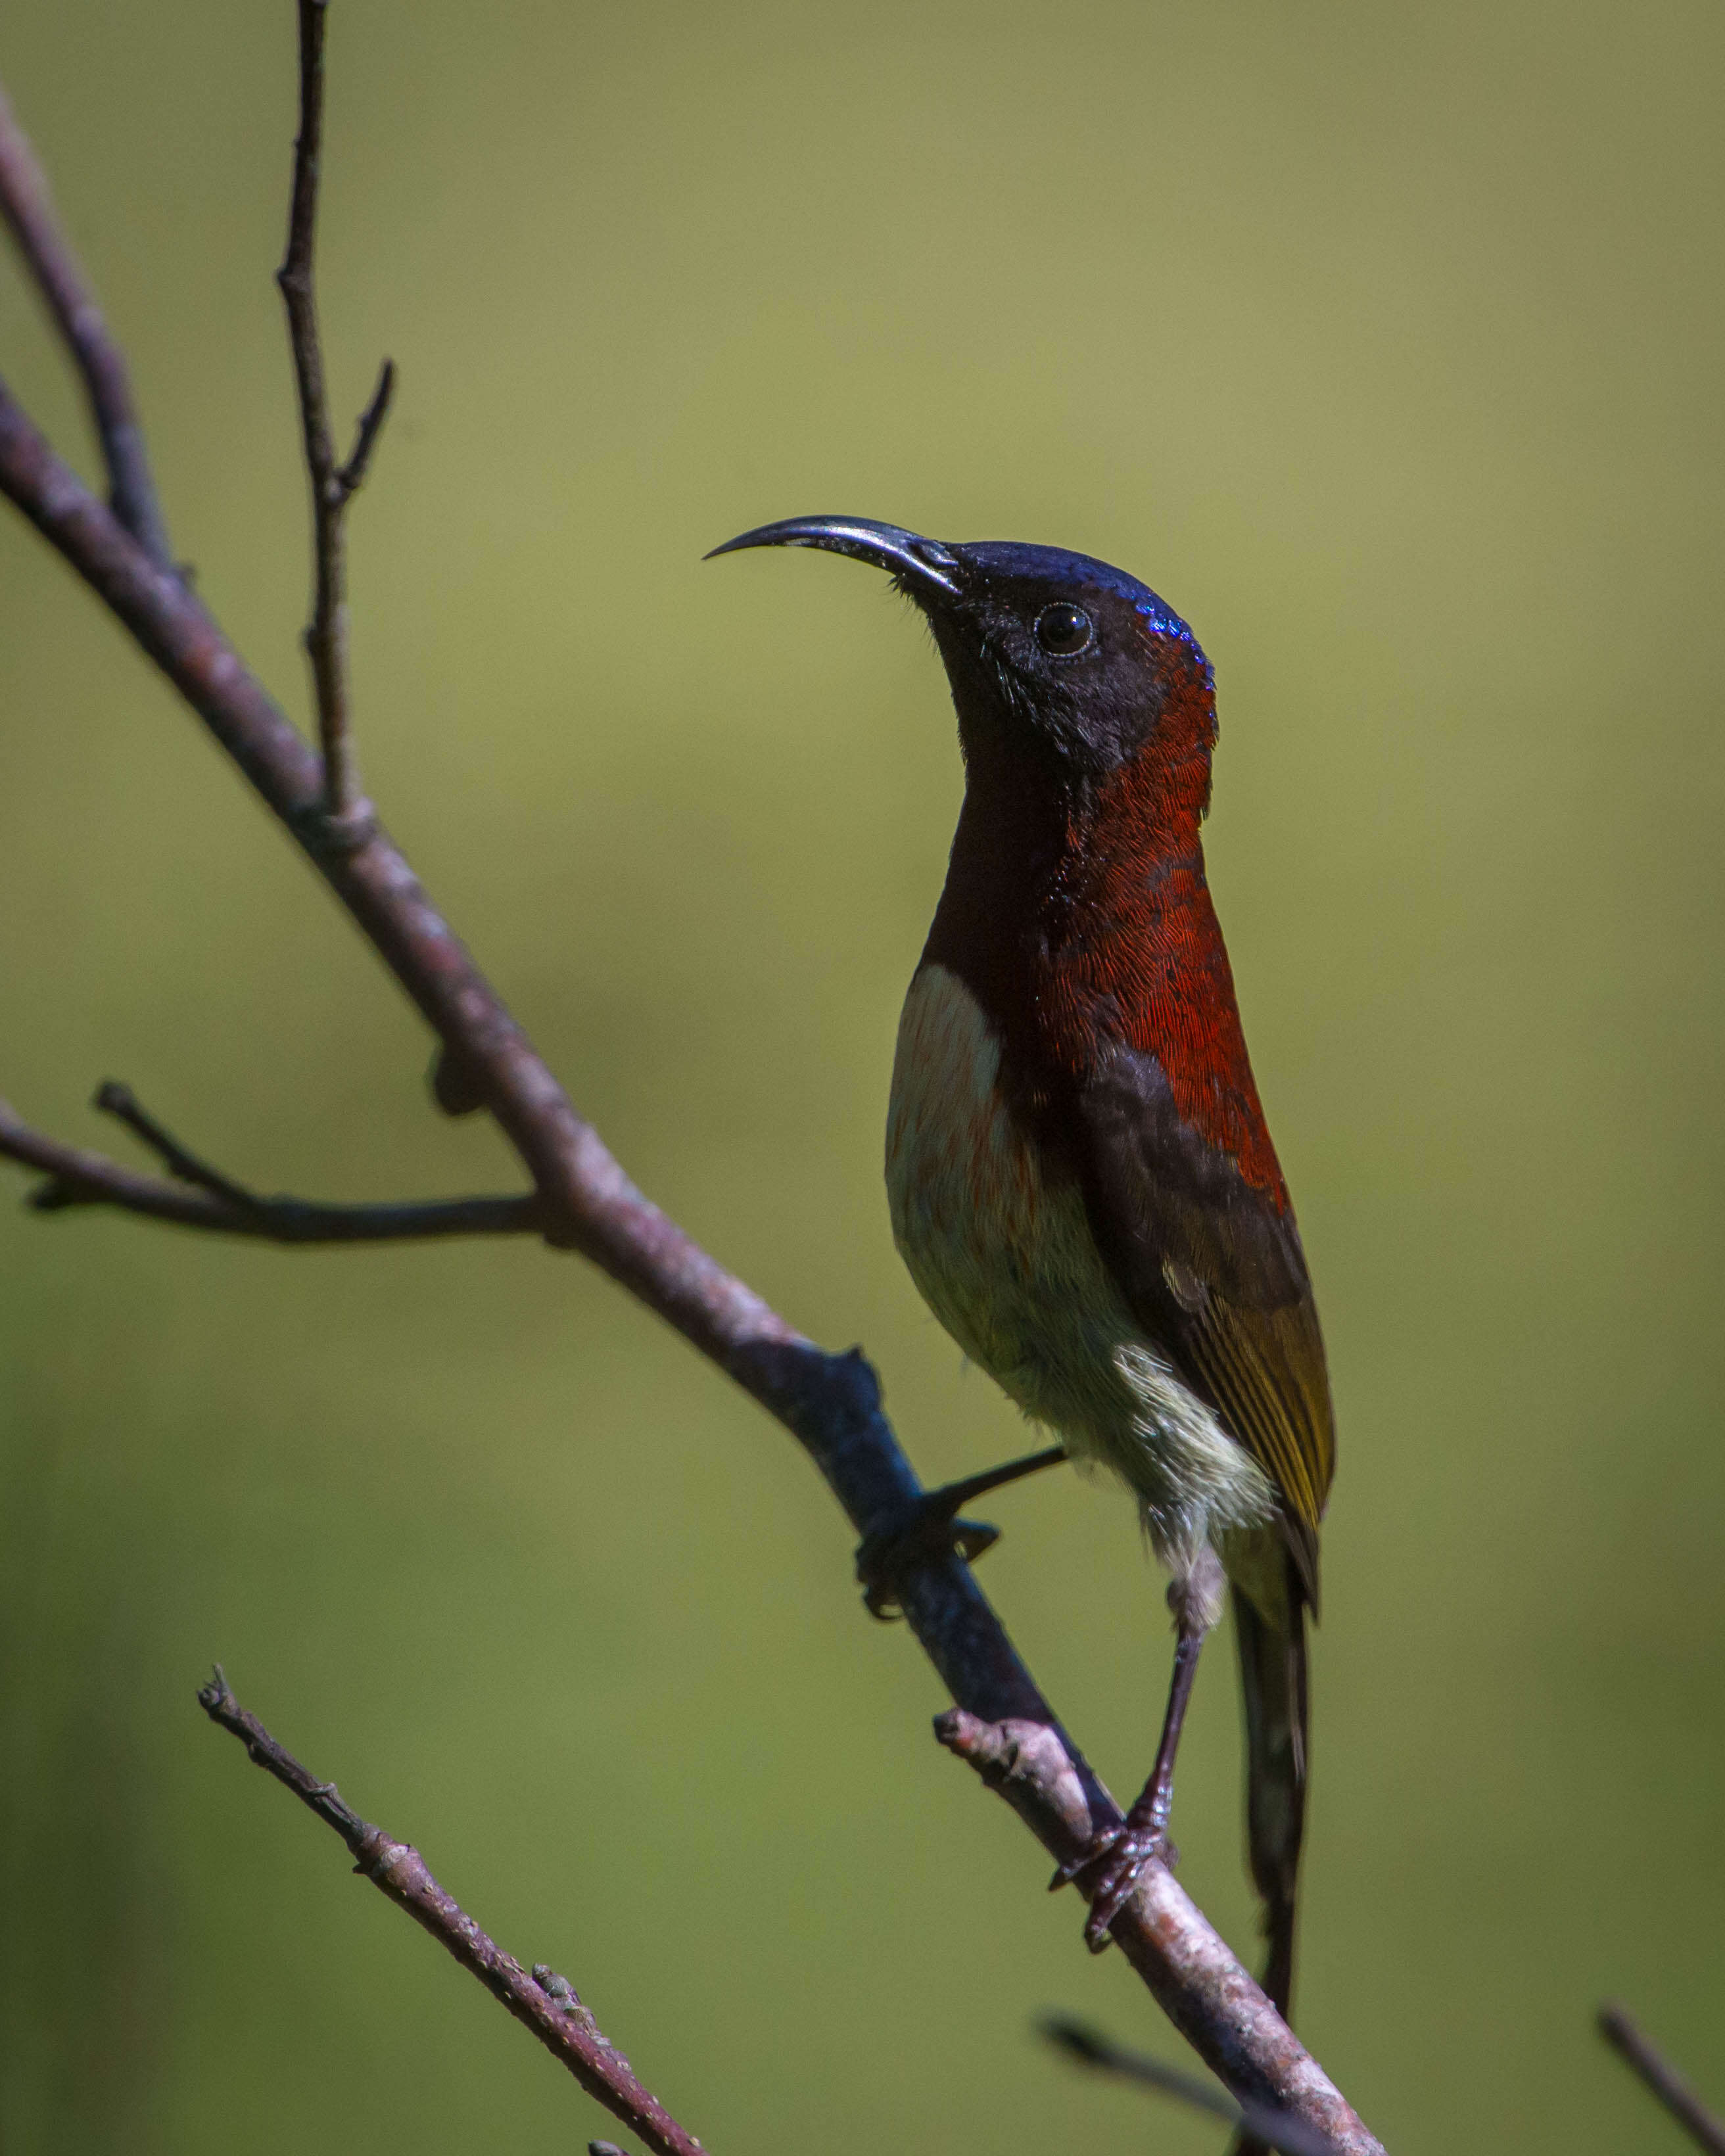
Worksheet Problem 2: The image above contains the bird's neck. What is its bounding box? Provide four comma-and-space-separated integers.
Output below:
922, 740, 1211, 1029
922, 736, 1288, 1205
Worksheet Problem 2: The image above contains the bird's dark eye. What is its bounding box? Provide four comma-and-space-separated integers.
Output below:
1034, 602, 1093, 656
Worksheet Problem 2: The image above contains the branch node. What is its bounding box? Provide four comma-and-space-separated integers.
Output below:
532, 1963, 584, 2011
431, 1044, 490, 1117
290, 795, 380, 856
936, 1708, 1074, 1804
29, 1176, 88, 1212
934, 1706, 1014, 1783
935, 1710, 1129, 1904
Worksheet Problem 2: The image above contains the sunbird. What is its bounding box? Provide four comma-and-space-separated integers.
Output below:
711, 516, 1335, 2021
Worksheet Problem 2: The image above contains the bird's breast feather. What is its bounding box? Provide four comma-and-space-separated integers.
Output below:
884, 965, 1277, 1552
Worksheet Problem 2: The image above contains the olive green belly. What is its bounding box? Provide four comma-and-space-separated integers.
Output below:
884, 962, 1273, 1559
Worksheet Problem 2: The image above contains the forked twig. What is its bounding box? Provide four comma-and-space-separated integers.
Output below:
199, 1670, 707, 2156
1599, 2003, 1725, 2154
0, 1090, 542, 1243
277, 0, 391, 828
1041, 2015, 1338, 2156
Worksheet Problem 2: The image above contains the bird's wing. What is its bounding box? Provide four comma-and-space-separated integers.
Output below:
1072, 1044, 1335, 1606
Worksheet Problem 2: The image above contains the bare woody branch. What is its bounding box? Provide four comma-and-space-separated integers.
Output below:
937, 1712, 1366, 2148
0, 39, 1383, 2156
1599, 2004, 1725, 2155
198, 1670, 708, 2156
0, 81, 171, 566
0, 1089, 542, 1243
278, 0, 392, 829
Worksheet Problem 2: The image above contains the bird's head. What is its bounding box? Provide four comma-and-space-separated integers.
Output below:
709, 515, 1218, 822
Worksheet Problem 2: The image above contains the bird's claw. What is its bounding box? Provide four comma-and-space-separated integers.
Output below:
1049, 1820, 1176, 1952
855, 1507, 1001, 1620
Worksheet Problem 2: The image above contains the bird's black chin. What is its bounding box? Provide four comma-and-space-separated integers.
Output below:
705, 515, 964, 607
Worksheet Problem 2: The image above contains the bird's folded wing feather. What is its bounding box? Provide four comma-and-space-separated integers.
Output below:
1074, 1048, 1335, 1606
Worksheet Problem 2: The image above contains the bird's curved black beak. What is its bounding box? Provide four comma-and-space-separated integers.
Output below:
705, 515, 964, 604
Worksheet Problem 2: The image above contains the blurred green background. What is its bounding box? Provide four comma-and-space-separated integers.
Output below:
2, 2, 1722, 2149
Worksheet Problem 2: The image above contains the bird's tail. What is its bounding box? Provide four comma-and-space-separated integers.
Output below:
1232, 1543, 1309, 2023
1225, 1547, 1310, 2156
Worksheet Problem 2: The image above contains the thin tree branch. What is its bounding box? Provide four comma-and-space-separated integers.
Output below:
0, 1091, 542, 1243
935, 1711, 1369, 2147
1599, 2003, 1725, 2154
338, 356, 394, 494
1040, 2015, 1338, 2156
0, 47, 1383, 2156
197, 1669, 708, 2156
0, 80, 171, 565
277, 0, 387, 830
94, 1078, 258, 1204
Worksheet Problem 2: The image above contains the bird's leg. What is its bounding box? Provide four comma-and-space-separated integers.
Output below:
1051, 1545, 1225, 1951
855, 1443, 1067, 1619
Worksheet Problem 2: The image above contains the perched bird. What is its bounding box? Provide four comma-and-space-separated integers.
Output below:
710, 515, 1335, 2022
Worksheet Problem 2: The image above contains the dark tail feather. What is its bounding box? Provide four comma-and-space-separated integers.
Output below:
1233, 1555, 1309, 2021
1227, 1559, 1310, 2156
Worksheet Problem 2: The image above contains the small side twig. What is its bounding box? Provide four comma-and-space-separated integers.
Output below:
0, 82, 172, 565
1599, 2003, 1725, 2154
93, 1079, 256, 1206
0, 1090, 542, 1244
277, 0, 389, 828
339, 356, 394, 494
1041, 2017, 1338, 2156
198, 1668, 707, 2156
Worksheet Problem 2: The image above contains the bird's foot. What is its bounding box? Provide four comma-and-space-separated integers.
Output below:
855, 1499, 1001, 1620
1049, 1816, 1177, 1953
854, 1445, 1066, 1620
